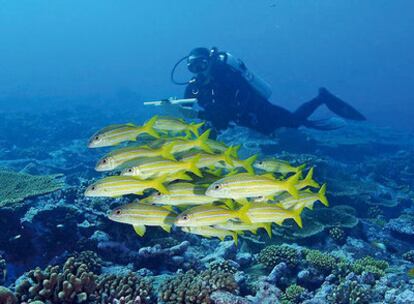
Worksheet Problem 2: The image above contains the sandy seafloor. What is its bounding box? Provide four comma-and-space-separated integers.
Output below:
0, 105, 414, 304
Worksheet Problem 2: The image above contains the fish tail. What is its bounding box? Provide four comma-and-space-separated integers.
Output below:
242, 154, 258, 174
223, 147, 235, 166
232, 144, 241, 157
318, 183, 329, 207
237, 203, 252, 224
143, 116, 161, 138
293, 210, 303, 228
232, 231, 239, 246
284, 172, 300, 198
296, 163, 306, 173
303, 167, 320, 188
189, 122, 205, 137
263, 223, 272, 238
152, 175, 169, 194
175, 171, 193, 181
161, 143, 176, 160
189, 156, 203, 177
197, 129, 214, 153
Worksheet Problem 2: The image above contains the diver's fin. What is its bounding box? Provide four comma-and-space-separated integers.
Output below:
304, 117, 346, 130
133, 225, 146, 237
318, 87, 366, 121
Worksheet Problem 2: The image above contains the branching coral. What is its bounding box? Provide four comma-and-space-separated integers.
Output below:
305, 250, 337, 274
95, 273, 154, 304
15, 257, 97, 303
351, 256, 389, 279
258, 245, 299, 269
328, 279, 371, 304
281, 284, 307, 304
0, 169, 63, 207
159, 261, 238, 303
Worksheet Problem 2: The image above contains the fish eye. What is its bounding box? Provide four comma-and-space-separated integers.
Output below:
90, 186, 96, 191
94, 136, 100, 141
258, 161, 263, 165
128, 168, 133, 173
115, 209, 122, 215
213, 184, 222, 190
155, 192, 162, 197
102, 159, 107, 164
182, 214, 189, 221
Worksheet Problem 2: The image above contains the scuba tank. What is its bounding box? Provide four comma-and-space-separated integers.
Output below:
213, 49, 273, 100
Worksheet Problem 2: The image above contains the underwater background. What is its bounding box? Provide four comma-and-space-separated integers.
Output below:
1, 1, 414, 303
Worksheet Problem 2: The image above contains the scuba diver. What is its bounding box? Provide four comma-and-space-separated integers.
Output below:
170, 47, 366, 135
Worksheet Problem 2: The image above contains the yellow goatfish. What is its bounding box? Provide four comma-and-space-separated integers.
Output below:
214, 221, 272, 237
205, 172, 300, 199
254, 159, 306, 176
95, 144, 176, 172
216, 155, 257, 174
244, 202, 303, 228
121, 156, 202, 179
84, 175, 168, 197
153, 116, 204, 137
175, 204, 251, 227
88, 116, 160, 148
168, 130, 214, 154
277, 184, 328, 211
181, 147, 235, 168
207, 139, 240, 157
181, 226, 239, 245
108, 202, 176, 236
145, 182, 218, 206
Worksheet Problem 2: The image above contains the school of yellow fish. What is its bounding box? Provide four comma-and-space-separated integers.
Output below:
85, 115, 329, 245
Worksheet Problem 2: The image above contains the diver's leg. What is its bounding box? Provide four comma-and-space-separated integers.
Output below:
294, 88, 366, 121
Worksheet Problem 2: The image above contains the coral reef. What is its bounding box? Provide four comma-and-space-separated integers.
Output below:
402, 250, 414, 263
0, 255, 6, 285
0, 169, 63, 207
0, 286, 17, 304
159, 261, 238, 303
281, 284, 308, 304
305, 250, 337, 274
258, 245, 299, 269
15, 256, 97, 303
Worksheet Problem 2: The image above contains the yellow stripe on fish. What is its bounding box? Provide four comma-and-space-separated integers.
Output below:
181, 226, 239, 245
180, 147, 235, 168
84, 175, 169, 197
254, 158, 306, 175
168, 129, 214, 154
120, 156, 202, 179
88, 116, 160, 148
153, 116, 204, 137
277, 184, 328, 211
214, 221, 272, 237
205, 172, 300, 199
108, 202, 177, 236
95, 144, 175, 171
175, 204, 251, 227
145, 182, 218, 206
244, 202, 303, 228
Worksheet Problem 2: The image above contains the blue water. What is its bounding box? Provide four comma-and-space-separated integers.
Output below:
1, 2, 414, 303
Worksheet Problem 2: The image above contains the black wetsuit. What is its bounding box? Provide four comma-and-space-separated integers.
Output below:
184, 55, 365, 134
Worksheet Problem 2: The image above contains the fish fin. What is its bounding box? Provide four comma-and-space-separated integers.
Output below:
161, 143, 176, 160
233, 231, 239, 246
189, 122, 205, 137
232, 145, 241, 157
160, 225, 172, 233
296, 163, 306, 173
318, 183, 329, 206
223, 199, 237, 210
236, 198, 249, 205
197, 129, 214, 154
207, 168, 223, 177
237, 203, 252, 224
284, 172, 300, 199
189, 155, 203, 177
263, 223, 272, 238
303, 167, 320, 189
223, 147, 235, 166
291, 207, 304, 228
133, 225, 146, 237
262, 173, 276, 180
250, 229, 258, 235
134, 191, 144, 195
143, 116, 161, 138
227, 169, 239, 176
152, 175, 169, 194
242, 155, 258, 174
175, 171, 193, 181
